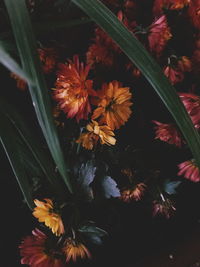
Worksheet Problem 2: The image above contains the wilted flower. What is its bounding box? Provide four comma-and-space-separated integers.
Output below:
63, 238, 91, 262
33, 199, 64, 236
19, 228, 65, 267
179, 93, 200, 129
53, 55, 96, 122
120, 183, 146, 202
153, 0, 190, 16
92, 80, 132, 130
178, 159, 200, 182
153, 120, 183, 147
148, 15, 172, 57
76, 120, 116, 150
10, 73, 27, 90
152, 197, 176, 218
38, 47, 58, 74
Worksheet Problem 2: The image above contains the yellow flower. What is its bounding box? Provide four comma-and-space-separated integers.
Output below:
63, 238, 91, 262
92, 81, 133, 130
76, 120, 116, 150
33, 199, 64, 236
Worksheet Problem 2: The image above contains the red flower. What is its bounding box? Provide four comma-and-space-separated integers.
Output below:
188, 0, 200, 29
152, 197, 176, 218
153, 0, 190, 16
19, 228, 65, 267
178, 159, 200, 182
179, 93, 200, 129
53, 55, 96, 122
38, 47, 58, 74
148, 15, 172, 57
164, 66, 184, 84
153, 120, 183, 147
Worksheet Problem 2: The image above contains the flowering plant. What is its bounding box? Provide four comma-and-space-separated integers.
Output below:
0, 0, 200, 266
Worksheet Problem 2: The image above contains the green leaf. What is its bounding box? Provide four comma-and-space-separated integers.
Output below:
0, 98, 65, 196
4, 0, 73, 193
100, 176, 120, 199
0, 40, 32, 83
71, 0, 200, 168
79, 224, 107, 245
163, 180, 181, 195
0, 111, 34, 209
74, 160, 96, 201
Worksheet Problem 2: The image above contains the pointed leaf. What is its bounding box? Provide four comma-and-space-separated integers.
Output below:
4, 0, 72, 192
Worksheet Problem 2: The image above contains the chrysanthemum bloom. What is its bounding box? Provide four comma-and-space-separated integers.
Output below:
53, 55, 96, 122
148, 15, 172, 57
179, 93, 200, 129
63, 238, 91, 262
33, 199, 64, 236
178, 56, 192, 72
188, 0, 200, 29
120, 183, 146, 202
87, 12, 131, 67
153, 120, 183, 147
38, 47, 58, 74
164, 66, 184, 84
178, 159, 200, 182
19, 228, 65, 267
10, 72, 27, 90
152, 198, 176, 218
76, 120, 116, 150
153, 0, 190, 16
92, 81, 132, 130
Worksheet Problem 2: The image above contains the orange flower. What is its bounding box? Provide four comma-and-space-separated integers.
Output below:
19, 228, 65, 267
38, 47, 58, 74
33, 199, 64, 236
148, 15, 172, 57
63, 238, 91, 262
10, 72, 27, 90
120, 183, 146, 202
53, 55, 96, 122
178, 56, 192, 72
153, 0, 190, 16
92, 81, 132, 130
76, 120, 116, 150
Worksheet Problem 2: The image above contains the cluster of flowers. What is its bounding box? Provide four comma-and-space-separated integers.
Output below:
12, 0, 200, 243
20, 199, 92, 267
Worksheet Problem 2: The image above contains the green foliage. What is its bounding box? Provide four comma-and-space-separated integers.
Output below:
4, 0, 73, 193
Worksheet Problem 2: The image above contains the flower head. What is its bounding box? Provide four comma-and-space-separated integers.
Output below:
92, 81, 133, 130
179, 93, 200, 129
178, 159, 200, 182
38, 47, 58, 74
76, 120, 116, 150
120, 183, 146, 202
152, 197, 176, 218
10, 73, 27, 90
53, 55, 96, 122
19, 228, 65, 267
33, 199, 64, 236
148, 15, 172, 57
153, 120, 183, 147
63, 238, 91, 262
153, 0, 190, 16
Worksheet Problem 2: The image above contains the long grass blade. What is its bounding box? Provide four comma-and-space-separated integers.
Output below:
72, 0, 200, 167
4, 0, 73, 192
